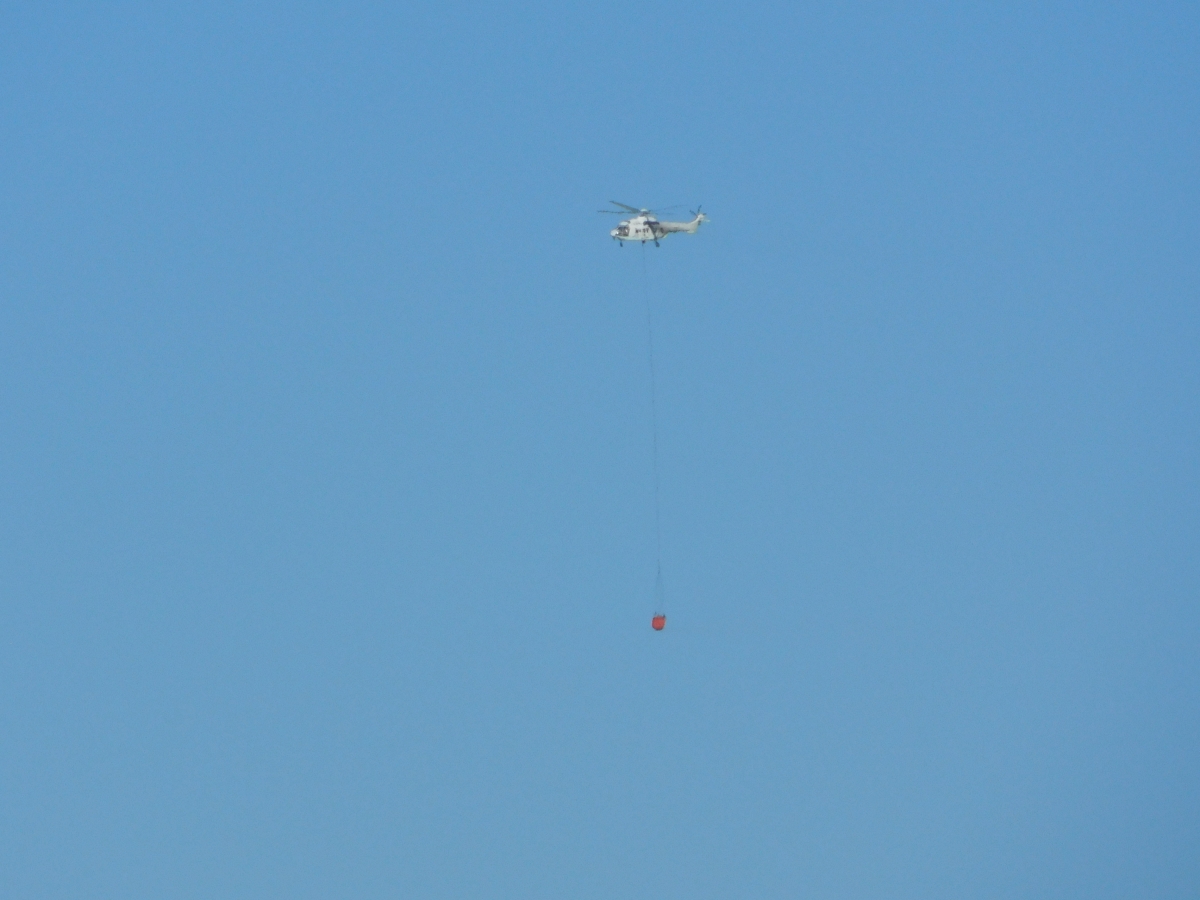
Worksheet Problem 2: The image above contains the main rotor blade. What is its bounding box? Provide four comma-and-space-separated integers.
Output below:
608, 201, 642, 213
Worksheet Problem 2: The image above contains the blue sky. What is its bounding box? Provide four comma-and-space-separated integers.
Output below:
2, 3, 1198, 898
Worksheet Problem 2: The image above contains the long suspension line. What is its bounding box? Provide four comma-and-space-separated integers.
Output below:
642, 244, 665, 612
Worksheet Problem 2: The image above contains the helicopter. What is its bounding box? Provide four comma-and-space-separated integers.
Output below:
599, 201, 708, 246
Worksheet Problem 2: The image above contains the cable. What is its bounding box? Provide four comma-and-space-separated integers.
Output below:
642, 243, 666, 613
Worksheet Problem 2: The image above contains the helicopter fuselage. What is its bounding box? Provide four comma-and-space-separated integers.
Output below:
610, 215, 660, 243
610, 212, 706, 244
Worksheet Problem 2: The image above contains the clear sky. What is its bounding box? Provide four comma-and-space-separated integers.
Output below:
2, 3, 1198, 898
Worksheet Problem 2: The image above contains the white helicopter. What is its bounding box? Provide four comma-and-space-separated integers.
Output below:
599, 201, 708, 246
